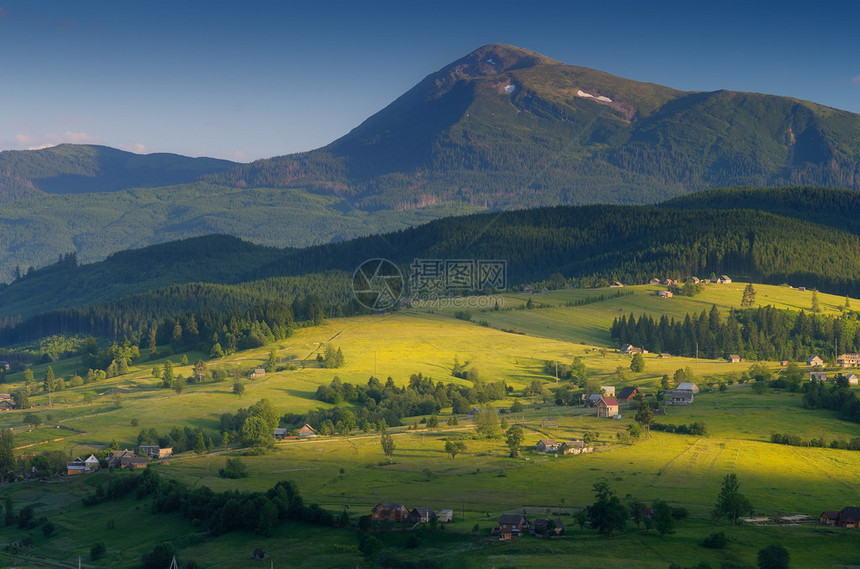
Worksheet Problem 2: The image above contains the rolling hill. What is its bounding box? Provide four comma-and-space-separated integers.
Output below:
0, 144, 237, 198
3, 187, 860, 344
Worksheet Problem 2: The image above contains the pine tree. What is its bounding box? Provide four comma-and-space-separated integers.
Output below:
740, 283, 756, 308
811, 289, 821, 313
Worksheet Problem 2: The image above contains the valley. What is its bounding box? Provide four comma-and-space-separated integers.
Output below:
1, 285, 858, 568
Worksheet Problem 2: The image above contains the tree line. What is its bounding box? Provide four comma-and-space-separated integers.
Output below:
611, 305, 860, 361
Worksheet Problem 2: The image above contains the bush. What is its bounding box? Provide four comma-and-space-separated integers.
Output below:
218, 457, 248, 479
90, 542, 106, 560
42, 521, 55, 537
702, 530, 727, 549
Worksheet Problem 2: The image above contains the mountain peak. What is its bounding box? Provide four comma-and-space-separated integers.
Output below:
441, 44, 560, 79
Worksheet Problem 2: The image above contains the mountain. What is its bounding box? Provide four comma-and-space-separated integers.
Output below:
2, 45, 860, 277
0, 144, 237, 199
4, 187, 860, 344
208, 44, 860, 209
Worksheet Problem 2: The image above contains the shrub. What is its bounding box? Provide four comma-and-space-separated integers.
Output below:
702, 530, 727, 549
90, 542, 106, 560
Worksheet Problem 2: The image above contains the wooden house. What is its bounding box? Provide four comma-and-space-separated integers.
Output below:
657, 290, 673, 298
371, 503, 410, 523
727, 355, 741, 363
66, 457, 91, 476
250, 368, 266, 378
807, 355, 825, 367
273, 427, 288, 439
436, 509, 454, 522
532, 517, 566, 536
561, 440, 593, 455
809, 372, 827, 382
498, 513, 529, 540
837, 353, 860, 368
665, 390, 694, 405
536, 439, 558, 453
620, 344, 642, 355
616, 386, 640, 402
298, 424, 318, 438
409, 507, 436, 524
609, 281, 624, 287
836, 507, 860, 528
676, 382, 699, 393
649, 278, 661, 285
139, 445, 172, 459
820, 511, 840, 526
597, 397, 619, 418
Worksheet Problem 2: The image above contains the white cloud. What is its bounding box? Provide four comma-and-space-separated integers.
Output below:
14, 131, 101, 150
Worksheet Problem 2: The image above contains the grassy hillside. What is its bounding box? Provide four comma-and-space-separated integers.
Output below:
1, 284, 859, 567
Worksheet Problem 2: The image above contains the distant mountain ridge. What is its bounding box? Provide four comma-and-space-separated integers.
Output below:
0, 144, 237, 198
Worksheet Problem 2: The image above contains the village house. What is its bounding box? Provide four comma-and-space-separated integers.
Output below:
600, 386, 616, 397
436, 509, 454, 523
821, 507, 860, 528
657, 290, 673, 298
498, 513, 529, 540
532, 517, 566, 537
371, 503, 410, 523
719, 275, 732, 284
250, 368, 266, 378
809, 372, 827, 382
536, 439, 558, 453
409, 507, 436, 524
676, 382, 699, 393
67, 455, 100, 476
845, 373, 859, 386
597, 397, 619, 418
727, 355, 742, 363
649, 278, 661, 285
807, 355, 825, 367
837, 353, 860, 368
139, 445, 172, 459
616, 386, 640, 402
273, 427, 288, 439
298, 424, 318, 438
609, 281, 624, 288
820, 511, 840, 526
107, 449, 147, 469
67, 457, 90, 476
620, 344, 642, 355
560, 440, 593, 455
665, 390, 694, 405
586, 394, 602, 407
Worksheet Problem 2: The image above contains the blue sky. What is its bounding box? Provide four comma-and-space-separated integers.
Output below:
2, 0, 858, 162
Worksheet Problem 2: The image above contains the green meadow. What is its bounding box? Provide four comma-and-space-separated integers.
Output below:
1, 284, 859, 568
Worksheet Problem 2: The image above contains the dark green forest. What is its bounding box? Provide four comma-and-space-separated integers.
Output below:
4, 188, 860, 347
610, 305, 860, 362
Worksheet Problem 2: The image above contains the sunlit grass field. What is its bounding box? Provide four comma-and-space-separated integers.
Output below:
1, 284, 859, 568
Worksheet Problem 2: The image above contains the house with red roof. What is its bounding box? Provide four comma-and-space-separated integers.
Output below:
597, 397, 619, 418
